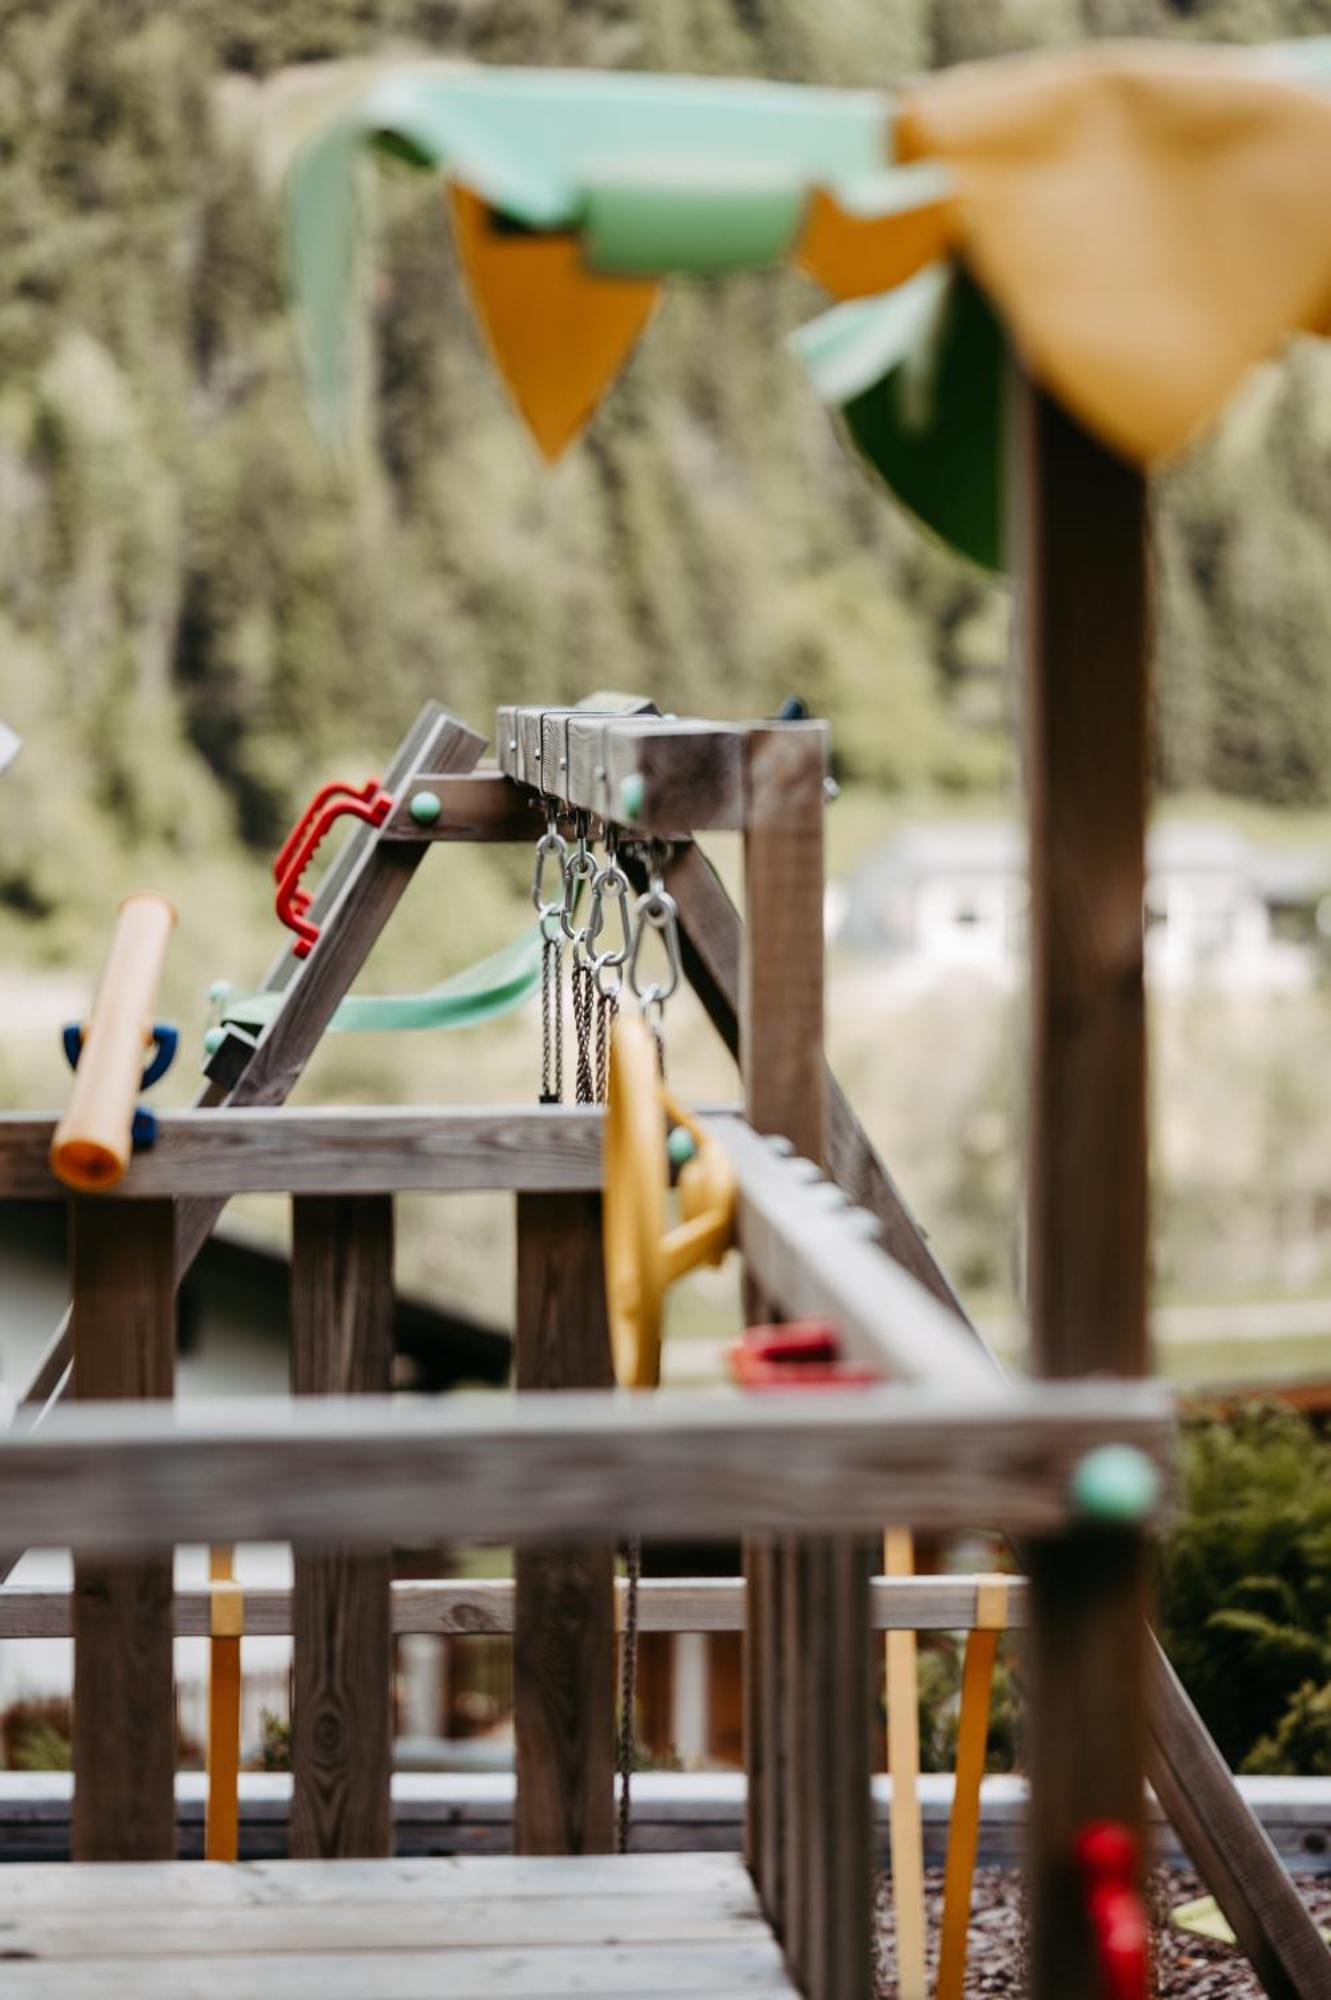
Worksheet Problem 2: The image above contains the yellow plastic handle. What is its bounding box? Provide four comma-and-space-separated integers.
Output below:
49, 893, 177, 1192
603, 1015, 736, 1389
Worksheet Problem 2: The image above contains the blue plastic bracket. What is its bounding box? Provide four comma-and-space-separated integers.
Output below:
60, 1020, 179, 1153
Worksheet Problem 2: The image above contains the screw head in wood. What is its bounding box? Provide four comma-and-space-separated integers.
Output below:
409, 790, 442, 826
1072, 1444, 1160, 1526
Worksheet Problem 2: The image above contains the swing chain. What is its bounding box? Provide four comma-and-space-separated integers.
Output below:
532, 806, 566, 1105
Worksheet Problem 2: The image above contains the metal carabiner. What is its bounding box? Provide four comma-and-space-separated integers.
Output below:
628, 882, 682, 1010
561, 813, 598, 943
531, 806, 567, 927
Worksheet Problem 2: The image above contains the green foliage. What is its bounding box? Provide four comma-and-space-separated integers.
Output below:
2, 0, 1331, 937
1246, 1678, 1331, 1776
1158, 1408, 1331, 1771
1, 1696, 72, 1772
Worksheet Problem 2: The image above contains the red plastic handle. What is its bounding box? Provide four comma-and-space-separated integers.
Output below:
273, 779, 391, 957
1076, 1821, 1149, 2000
727, 1321, 879, 1392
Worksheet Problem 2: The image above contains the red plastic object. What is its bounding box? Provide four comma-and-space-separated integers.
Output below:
1075, 1820, 1149, 2000
727, 1320, 878, 1391
273, 778, 392, 957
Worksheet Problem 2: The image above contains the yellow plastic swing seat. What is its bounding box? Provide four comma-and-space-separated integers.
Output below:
602, 1015, 736, 1390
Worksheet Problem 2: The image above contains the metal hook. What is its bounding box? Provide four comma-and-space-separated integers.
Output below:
531, 801, 567, 931
628, 879, 682, 1010
561, 811, 598, 943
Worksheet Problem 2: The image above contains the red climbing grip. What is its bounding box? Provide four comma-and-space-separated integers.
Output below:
727, 1320, 878, 1391
1075, 1819, 1149, 2000
273, 778, 392, 957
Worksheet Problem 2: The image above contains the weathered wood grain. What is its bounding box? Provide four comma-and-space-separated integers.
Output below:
70, 1199, 176, 1863
714, 1117, 999, 1395
1015, 377, 1153, 2000
0, 1571, 1030, 1640
497, 705, 743, 831
0, 1382, 1173, 1552
0, 1107, 608, 1199
513, 1191, 615, 1856
381, 770, 542, 843
0, 1850, 796, 1997
290, 1198, 394, 1861
0, 1944, 796, 1998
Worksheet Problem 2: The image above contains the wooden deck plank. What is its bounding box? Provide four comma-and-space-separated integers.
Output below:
0, 1852, 755, 1910
0, 1943, 795, 1997
0, 1852, 797, 1997
0, 1890, 766, 1957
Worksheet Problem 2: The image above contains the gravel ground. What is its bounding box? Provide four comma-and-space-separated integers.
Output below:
872, 1867, 1331, 1996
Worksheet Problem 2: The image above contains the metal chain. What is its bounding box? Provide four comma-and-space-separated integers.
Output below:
539, 933, 563, 1104
532, 805, 567, 1105
617, 1534, 641, 1853
572, 954, 595, 1104
594, 986, 617, 1104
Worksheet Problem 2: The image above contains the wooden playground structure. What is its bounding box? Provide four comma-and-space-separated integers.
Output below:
0, 676, 1325, 1999
4, 33, 1331, 2000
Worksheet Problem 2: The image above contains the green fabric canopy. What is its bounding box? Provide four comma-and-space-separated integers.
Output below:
283, 41, 1331, 573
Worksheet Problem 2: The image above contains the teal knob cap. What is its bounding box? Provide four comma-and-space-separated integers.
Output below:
203, 1026, 224, 1055
409, 789, 442, 826
207, 980, 231, 1003
1072, 1444, 1161, 1526
620, 772, 644, 821
667, 1125, 696, 1169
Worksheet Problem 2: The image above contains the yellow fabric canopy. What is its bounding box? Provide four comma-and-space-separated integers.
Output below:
896, 43, 1331, 465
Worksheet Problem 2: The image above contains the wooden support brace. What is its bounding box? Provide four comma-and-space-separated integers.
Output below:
70, 1198, 176, 1863
884, 1526, 926, 2000
936, 1578, 1008, 2000
513, 1191, 616, 1856
290, 1195, 394, 1860
205, 1545, 242, 1864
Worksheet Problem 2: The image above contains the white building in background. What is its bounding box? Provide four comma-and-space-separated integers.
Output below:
835, 819, 1329, 994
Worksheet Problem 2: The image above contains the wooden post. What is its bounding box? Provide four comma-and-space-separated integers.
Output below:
1015, 376, 1152, 1998
513, 1190, 615, 1855
741, 723, 872, 2000
290, 1195, 394, 1859
71, 1198, 176, 1861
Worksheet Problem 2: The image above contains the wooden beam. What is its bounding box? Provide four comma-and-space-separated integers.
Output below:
1015, 378, 1152, 2000
713, 1116, 999, 1394
290, 1197, 394, 1860
0, 1107, 608, 1200
0, 1383, 1172, 1551
513, 1192, 615, 1856
497, 707, 744, 832
70, 1199, 176, 1862
381, 771, 542, 844
0, 1572, 1029, 1640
